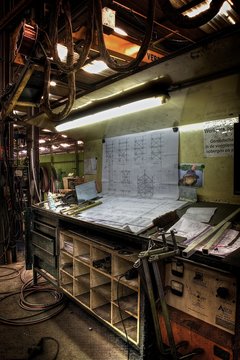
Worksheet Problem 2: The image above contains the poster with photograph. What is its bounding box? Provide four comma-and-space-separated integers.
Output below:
179, 163, 204, 188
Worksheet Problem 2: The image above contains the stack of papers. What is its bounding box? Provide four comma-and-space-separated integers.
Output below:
168, 207, 217, 244
208, 229, 240, 257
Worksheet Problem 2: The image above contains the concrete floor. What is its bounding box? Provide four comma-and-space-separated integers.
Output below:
0, 258, 140, 360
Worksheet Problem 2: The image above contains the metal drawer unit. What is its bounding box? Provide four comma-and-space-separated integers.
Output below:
31, 209, 58, 281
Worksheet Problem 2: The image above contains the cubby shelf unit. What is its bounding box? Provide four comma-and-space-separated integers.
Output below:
59, 230, 141, 345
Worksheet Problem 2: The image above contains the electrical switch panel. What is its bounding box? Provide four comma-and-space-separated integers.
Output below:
165, 260, 237, 334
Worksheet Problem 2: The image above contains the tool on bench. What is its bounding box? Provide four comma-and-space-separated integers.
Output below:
138, 229, 203, 359
60, 200, 102, 216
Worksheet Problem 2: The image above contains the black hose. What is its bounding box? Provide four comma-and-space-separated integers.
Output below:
50, 0, 94, 73
0, 277, 65, 325
40, 0, 94, 121
41, 58, 76, 121
95, 0, 156, 72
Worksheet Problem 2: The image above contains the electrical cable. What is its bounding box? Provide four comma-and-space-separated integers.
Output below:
40, 0, 94, 122
0, 265, 23, 281
1, 119, 27, 261
19, 278, 64, 311
30, 148, 41, 202
0, 123, 11, 261
27, 336, 60, 360
0, 276, 65, 325
41, 57, 76, 122
117, 274, 131, 360
49, 0, 94, 73
95, 0, 156, 72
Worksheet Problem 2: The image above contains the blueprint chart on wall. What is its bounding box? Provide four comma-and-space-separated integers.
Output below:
102, 128, 179, 199
76, 129, 186, 234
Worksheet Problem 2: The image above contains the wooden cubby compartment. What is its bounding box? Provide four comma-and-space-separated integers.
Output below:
60, 251, 73, 275
60, 271, 73, 294
73, 237, 91, 264
92, 246, 111, 275
60, 231, 73, 255
112, 255, 139, 289
74, 275, 90, 307
91, 269, 111, 322
112, 304, 138, 343
112, 280, 138, 318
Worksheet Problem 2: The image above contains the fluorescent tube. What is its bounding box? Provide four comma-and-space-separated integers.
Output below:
56, 96, 168, 132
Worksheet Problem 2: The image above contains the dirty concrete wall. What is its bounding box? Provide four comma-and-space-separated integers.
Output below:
81, 74, 240, 203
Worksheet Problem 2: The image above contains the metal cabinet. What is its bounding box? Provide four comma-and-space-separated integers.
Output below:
31, 208, 59, 282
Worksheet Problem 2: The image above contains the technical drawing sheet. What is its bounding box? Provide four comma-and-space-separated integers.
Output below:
102, 128, 179, 199
78, 195, 186, 233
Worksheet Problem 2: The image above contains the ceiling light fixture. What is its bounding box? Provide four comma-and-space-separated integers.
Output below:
114, 27, 128, 36
227, 15, 236, 24
82, 60, 109, 74
56, 95, 169, 132
56, 43, 79, 63
185, 0, 211, 18
60, 143, 71, 148
56, 44, 68, 62
50, 80, 57, 87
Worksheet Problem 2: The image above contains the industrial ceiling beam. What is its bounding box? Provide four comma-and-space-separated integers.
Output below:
0, 0, 33, 31
1, 62, 40, 119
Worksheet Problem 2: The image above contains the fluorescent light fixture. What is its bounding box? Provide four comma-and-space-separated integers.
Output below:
56, 43, 79, 63
82, 60, 109, 74
50, 80, 57, 87
56, 96, 169, 132
185, 0, 211, 18
125, 45, 140, 57
13, 109, 26, 116
114, 27, 128, 36
179, 123, 205, 132
220, 0, 232, 14
57, 44, 68, 62
180, 117, 238, 132
227, 15, 236, 24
